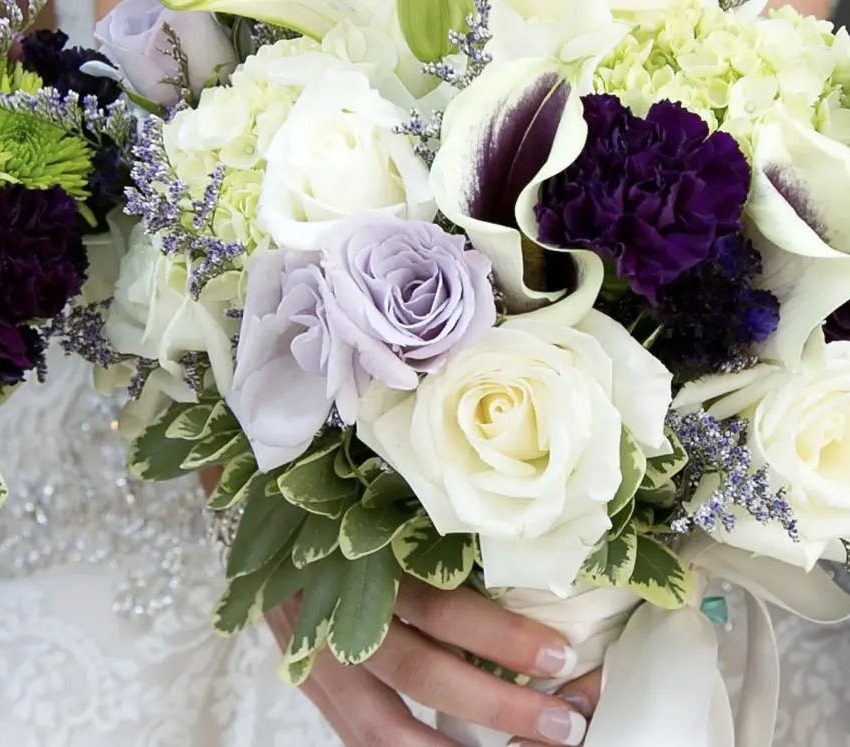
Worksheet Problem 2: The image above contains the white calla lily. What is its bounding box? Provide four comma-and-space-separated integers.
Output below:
430, 57, 604, 320
159, 0, 384, 39
746, 114, 850, 369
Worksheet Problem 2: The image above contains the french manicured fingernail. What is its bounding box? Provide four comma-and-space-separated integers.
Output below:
535, 644, 577, 677
560, 692, 592, 717
536, 708, 587, 745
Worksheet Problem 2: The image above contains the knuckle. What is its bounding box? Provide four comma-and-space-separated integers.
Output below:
415, 589, 458, 631
484, 690, 528, 734
360, 722, 402, 747
387, 651, 428, 695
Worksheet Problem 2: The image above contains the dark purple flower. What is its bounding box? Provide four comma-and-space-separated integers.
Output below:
0, 322, 43, 385
825, 302, 850, 343
535, 95, 750, 302
21, 30, 121, 108
85, 137, 129, 231
651, 235, 780, 377
0, 185, 87, 325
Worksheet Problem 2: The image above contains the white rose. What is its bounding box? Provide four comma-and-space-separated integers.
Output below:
258, 68, 435, 251
674, 335, 850, 569
95, 0, 237, 107
745, 113, 850, 369
105, 225, 238, 396
358, 308, 672, 595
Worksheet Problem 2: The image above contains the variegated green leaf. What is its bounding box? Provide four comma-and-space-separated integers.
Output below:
213, 550, 289, 635
628, 535, 693, 610
0, 469, 7, 509
127, 403, 197, 481
608, 499, 635, 539
287, 553, 346, 664
207, 452, 258, 510
362, 469, 414, 509
328, 547, 401, 665
181, 431, 248, 470
637, 481, 678, 509
292, 511, 345, 569
391, 517, 475, 590
582, 523, 638, 587
227, 490, 307, 579
164, 403, 215, 441
339, 501, 418, 560
197, 399, 239, 441
277, 649, 319, 687
632, 505, 656, 533
642, 429, 688, 490
262, 556, 306, 613
277, 448, 358, 512
609, 428, 646, 517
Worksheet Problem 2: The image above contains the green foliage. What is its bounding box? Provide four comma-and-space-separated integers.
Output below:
328, 547, 402, 665
127, 402, 198, 481
642, 429, 688, 490
340, 501, 418, 560
582, 524, 638, 587
0, 469, 6, 509
629, 535, 693, 609
609, 428, 646, 516
391, 516, 475, 590
207, 452, 259, 510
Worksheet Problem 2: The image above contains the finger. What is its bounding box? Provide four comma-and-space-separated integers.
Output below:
309, 650, 457, 747
366, 619, 587, 746
397, 579, 577, 679
266, 603, 455, 746
554, 668, 603, 719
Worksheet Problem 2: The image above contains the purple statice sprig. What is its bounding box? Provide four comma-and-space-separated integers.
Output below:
47, 301, 124, 369
125, 117, 246, 299
0, 0, 47, 57
667, 409, 799, 542
395, 109, 443, 167
422, 0, 493, 90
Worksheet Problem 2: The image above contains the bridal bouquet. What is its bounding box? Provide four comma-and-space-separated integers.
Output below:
0, 0, 136, 498
89, 0, 850, 743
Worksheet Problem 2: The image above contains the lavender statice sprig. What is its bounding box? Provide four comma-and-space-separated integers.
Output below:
667, 409, 799, 542
422, 0, 493, 90
48, 302, 124, 369
125, 116, 246, 298
395, 109, 443, 166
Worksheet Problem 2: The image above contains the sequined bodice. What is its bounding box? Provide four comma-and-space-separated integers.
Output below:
0, 348, 215, 616
0, 349, 341, 746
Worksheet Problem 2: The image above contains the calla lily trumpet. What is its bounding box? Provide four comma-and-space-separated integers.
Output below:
159, 0, 384, 39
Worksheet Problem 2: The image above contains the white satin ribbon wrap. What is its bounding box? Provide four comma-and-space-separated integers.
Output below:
438, 537, 850, 747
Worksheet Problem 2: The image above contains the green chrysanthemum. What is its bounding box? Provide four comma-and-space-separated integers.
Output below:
0, 107, 92, 199
0, 61, 43, 95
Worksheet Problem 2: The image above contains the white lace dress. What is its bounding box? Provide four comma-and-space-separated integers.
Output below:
0, 351, 341, 747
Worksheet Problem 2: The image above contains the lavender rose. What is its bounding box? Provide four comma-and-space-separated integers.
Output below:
323, 214, 496, 389
94, 0, 236, 107
226, 251, 365, 472
228, 215, 496, 471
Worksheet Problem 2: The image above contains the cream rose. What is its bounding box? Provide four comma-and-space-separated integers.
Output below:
358, 308, 672, 595
674, 336, 850, 569
257, 67, 435, 252
105, 225, 239, 396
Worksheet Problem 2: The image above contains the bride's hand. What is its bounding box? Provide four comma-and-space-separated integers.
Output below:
267, 579, 600, 747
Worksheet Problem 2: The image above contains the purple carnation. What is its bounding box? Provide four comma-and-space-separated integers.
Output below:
21, 30, 121, 108
0, 322, 43, 385
652, 235, 780, 377
535, 95, 750, 302
0, 185, 87, 325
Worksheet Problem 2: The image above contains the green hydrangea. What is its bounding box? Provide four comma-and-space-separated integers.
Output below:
597, 0, 850, 155
0, 108, 92, 198
163, 36, 321, 255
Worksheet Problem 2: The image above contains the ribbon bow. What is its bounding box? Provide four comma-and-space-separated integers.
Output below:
584, 537, 850, 747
